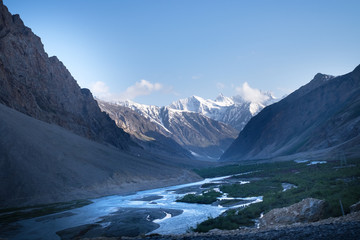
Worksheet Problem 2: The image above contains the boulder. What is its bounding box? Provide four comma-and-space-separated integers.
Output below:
350, 201, 360, 213
260, 198, 326, 228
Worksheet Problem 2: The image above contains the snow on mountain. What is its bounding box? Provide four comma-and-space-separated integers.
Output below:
119, 100, 171, 133
102, 91, 277, 160
169, 92, 277, 131
103, 99, 239, 160
115, 91, 277, 132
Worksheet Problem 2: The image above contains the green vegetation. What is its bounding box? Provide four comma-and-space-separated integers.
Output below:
194, 164, 257, 178
220, 180, 282, 198
176, 190, 222, 204
194, 159, 360, 232
0, 199, 92, 224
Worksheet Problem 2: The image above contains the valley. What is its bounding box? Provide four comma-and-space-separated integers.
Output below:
1, 1, 360, 239
1, 158, 359, 240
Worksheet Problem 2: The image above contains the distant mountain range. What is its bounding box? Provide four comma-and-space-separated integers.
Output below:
222, 66, 360, 161
169, 93, 277, 131
98, 92, 276, 160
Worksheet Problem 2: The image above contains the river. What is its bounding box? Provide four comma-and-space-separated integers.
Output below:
7, 174, 262, 240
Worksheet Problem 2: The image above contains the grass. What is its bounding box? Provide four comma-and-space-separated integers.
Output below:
176, 190, 222, 204
0, 199, 92, 224
193, 159, 360, 232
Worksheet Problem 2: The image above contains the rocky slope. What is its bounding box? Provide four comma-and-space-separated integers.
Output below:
221, 65, 360, 161
97, 100, 192, 159
0, 2, 133, 150
0, 103, 201, 208
99, 100, 238, 160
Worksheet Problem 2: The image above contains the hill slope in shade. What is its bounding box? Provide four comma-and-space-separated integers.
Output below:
0, 2, 133, 150
0, 103, 200, 208
221, 65, 360, 161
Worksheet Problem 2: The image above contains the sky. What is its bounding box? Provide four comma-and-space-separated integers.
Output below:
5, 0, 360, 106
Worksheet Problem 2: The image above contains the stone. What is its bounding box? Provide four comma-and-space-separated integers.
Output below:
350, 201, 360, 213
259, 198, 326, 228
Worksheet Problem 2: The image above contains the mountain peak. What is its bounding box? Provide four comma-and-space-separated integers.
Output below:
190, 95, 204, 101
313, 73, 333, 81
215, 93, 225, 101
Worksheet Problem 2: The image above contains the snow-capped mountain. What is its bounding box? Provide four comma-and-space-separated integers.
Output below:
98, 91, 277, 160
98, 99, 238, 160
169, 92, 277, 131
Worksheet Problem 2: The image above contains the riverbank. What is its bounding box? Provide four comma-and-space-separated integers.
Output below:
125, 211, 360, 240
0, 173, 248, 240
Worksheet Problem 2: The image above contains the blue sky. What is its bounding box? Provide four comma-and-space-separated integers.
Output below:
5, 0, 360, 106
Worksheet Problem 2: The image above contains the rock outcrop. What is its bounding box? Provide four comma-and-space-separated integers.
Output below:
0, 2, 133, 150
259, 198, 326, 227
350, 201, 360, 213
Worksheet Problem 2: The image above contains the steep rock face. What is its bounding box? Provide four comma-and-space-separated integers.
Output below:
97, 100, 192, 159
99, 100, 238, 160
221, 66, 360, 161
0, 2, 132, 149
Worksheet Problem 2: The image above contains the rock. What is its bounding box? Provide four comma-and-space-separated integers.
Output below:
350, 201, 360, 213
0, 2, 134, 150
259, 198, 326, 228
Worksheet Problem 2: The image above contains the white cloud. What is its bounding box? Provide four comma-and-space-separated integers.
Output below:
122, 79, 163, 100
92, 81, 109, 93
90, 79, 165, 102
90, 81, 112, 99
235, 82, 270, 103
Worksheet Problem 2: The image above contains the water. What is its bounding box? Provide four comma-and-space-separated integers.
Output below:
8, 174, 261, 240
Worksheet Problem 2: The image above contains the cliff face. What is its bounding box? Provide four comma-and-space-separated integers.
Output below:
221, 65, 360, 161
0, 2, 132, 149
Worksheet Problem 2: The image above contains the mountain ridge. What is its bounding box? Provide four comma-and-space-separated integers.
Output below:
168, 92, 277, 131
221, 66, 360, 161
0, 2, 133, 150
